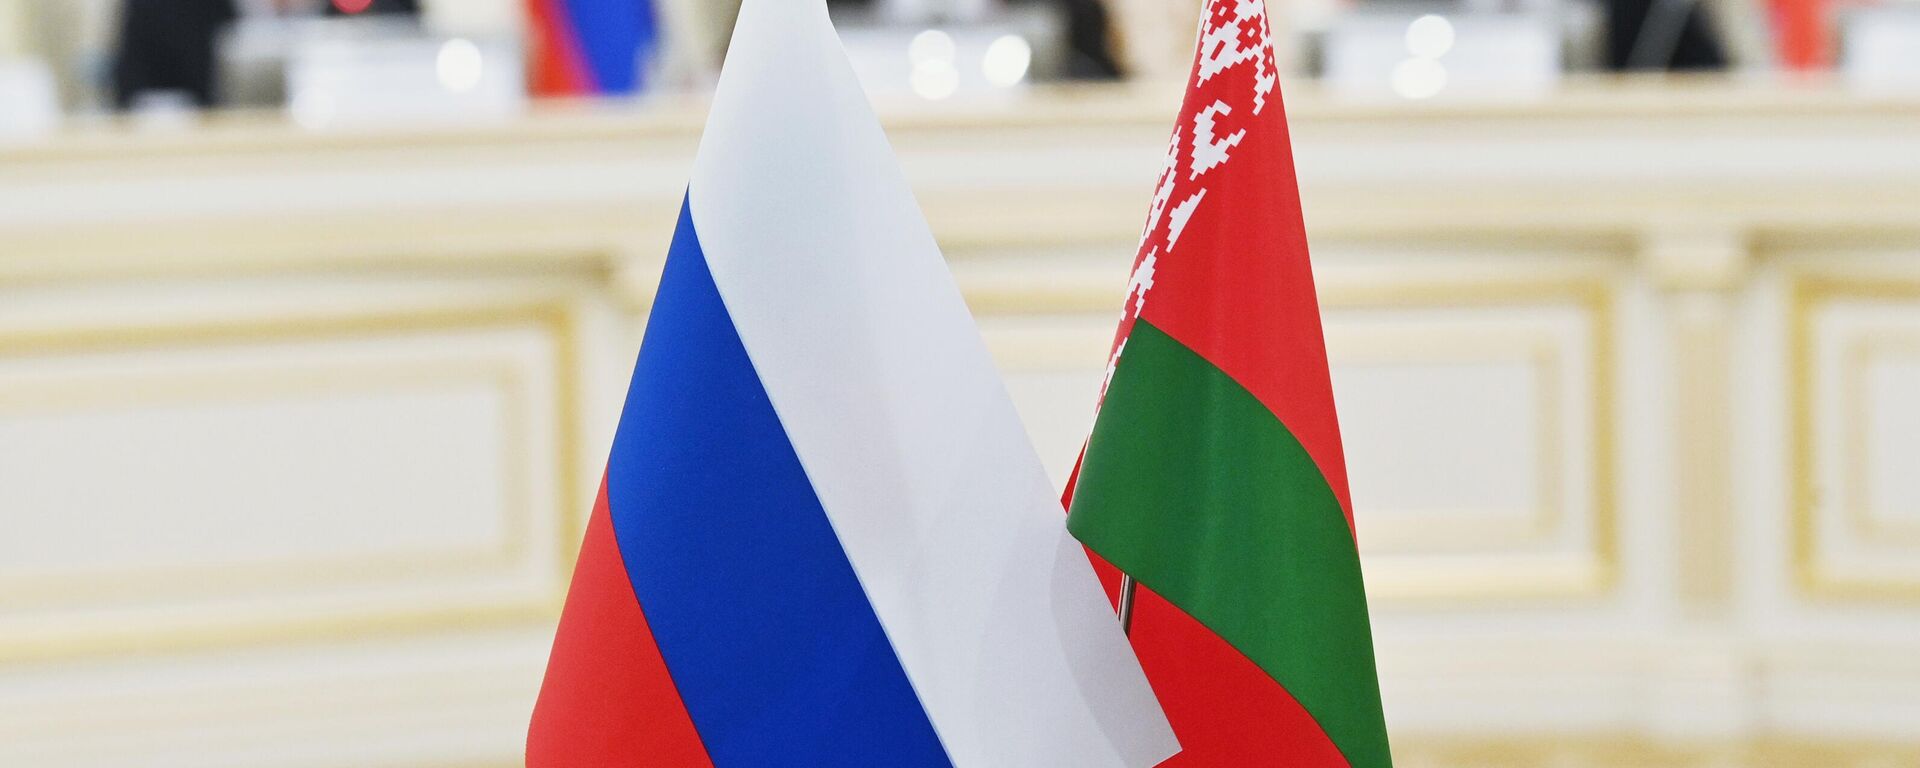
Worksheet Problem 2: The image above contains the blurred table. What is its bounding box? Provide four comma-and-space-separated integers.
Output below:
3, 78, 1920, 767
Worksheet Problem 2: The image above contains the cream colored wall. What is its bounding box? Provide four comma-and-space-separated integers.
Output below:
2, 81, 1920, 766
421, 0, 524, 36
0, 0, 29, 58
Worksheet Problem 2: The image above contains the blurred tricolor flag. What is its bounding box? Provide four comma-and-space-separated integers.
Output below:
1064, 0, 1395, 766
526, 0, 659, 95
525, 1, 1178, 766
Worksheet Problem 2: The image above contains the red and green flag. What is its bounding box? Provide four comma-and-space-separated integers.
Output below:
1063, 1, 1393, 765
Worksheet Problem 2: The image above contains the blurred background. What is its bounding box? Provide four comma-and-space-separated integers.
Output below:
3, 0, 1920, 766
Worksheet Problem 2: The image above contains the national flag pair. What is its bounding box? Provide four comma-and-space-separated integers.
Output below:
527, 1, 1393, 766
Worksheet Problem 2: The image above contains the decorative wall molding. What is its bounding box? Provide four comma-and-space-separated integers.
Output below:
1322, 277, 1619, 602
1390, 736, 1920, 768
1790, 274, 1920, 600
0, 301, 588, 663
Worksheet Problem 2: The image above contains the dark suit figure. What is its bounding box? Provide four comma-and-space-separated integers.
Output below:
111, 0, 422, 111
1605, 0, 1729, 71
111, 0, 239, 109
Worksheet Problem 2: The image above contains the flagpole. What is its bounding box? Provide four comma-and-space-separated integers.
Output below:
1117, 575, 1138, 635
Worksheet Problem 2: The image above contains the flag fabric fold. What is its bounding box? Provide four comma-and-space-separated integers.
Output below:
1064, 0, 1394, 766
527, 1, 1177, 765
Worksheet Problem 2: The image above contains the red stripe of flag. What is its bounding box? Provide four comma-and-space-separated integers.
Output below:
527, 478, 713, 767
525, 0, 596, 96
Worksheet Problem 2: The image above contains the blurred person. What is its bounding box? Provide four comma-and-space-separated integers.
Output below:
1605, 0, 1730, 70
110, 0, 236, 108
111, 0, 419, 111
1060, 0, 1123, 79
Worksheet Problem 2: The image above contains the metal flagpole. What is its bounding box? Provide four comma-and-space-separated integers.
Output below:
1117, 574, 1138, 635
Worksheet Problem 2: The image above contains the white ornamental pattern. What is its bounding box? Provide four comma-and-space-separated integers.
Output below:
1100, 0, 1278, 402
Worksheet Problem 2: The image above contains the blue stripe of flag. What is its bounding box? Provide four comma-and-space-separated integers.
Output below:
557, 0, 658, 93
605, 196, 954, 767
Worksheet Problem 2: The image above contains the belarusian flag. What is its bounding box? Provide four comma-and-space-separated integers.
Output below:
1063, 1, 1393, 766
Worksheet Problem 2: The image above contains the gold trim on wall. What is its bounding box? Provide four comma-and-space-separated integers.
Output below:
1321, 278, 1620, 600
1841, 336, 1920, 544
1330, 333, 1566, 556
1390, 734, 1920, 768
0, 302, 587, 663
1791, 276, 1920, 599
0, 361, 534, 608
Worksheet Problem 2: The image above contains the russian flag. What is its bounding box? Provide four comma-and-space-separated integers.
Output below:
526, 0, 659, 95
525, 2, 1179, 766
